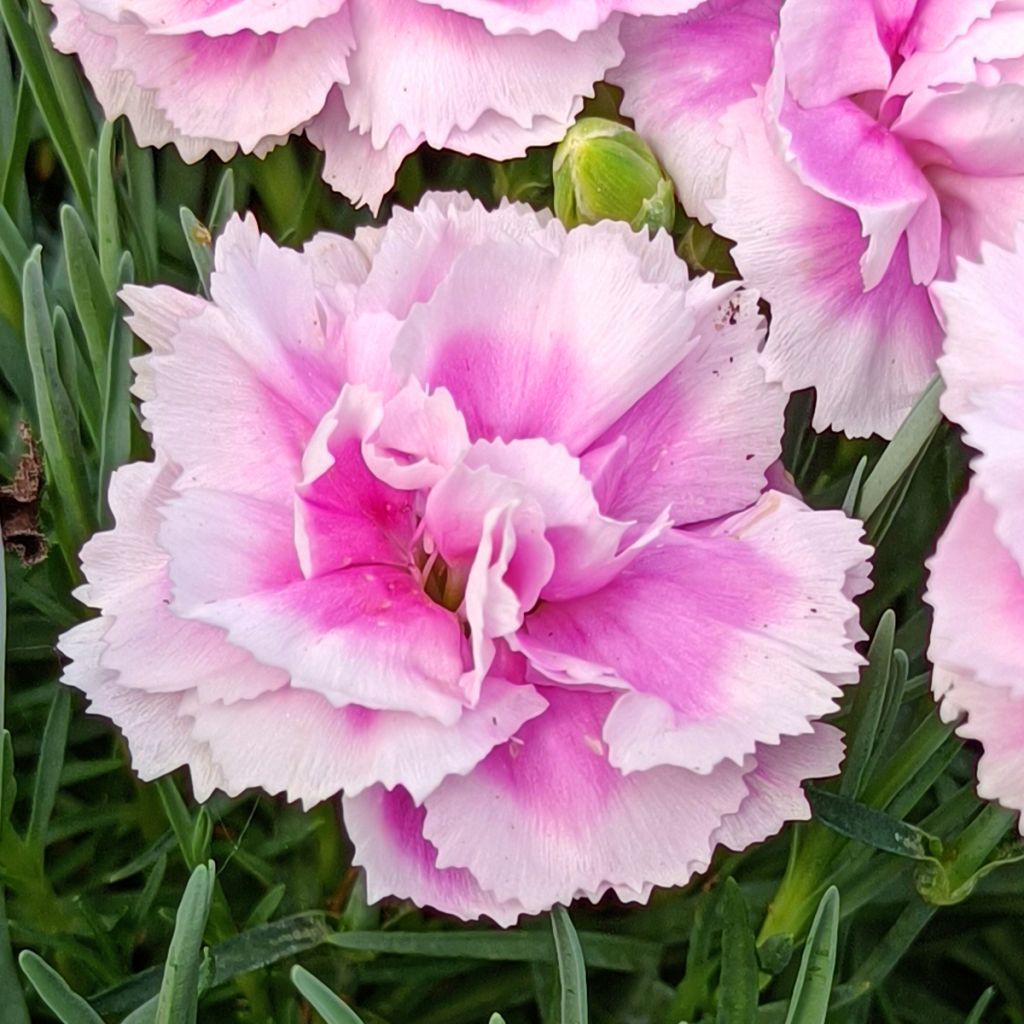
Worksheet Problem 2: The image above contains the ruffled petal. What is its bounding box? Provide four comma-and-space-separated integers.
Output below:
344, 785, 528, 926
518, 492, 869, 773
391, 221, 703, 452
933, 228, 1024, 567
926, 485, 1024, 698
712, 724, 844, 851
588, 285, 784, 526
190, 677, 547, 807
161, 487, 468, 721
419, 688, 751, 915
712, 97, 943, 438
340, 0, 621, 150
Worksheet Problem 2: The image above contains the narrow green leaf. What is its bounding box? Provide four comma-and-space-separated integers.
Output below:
488, 1016, 508, 1024
23, 250, 93, 559
840, 456, 869, 518
0, 730, 15, 829
840, 611, 895, 798
156, 777, 201, 870
154, 861, 215, 1024
94, 120, 122, 293
808, 787, 941, 863
0, 0, 92, 205
323, 928, 659, 973
964, 987, 996, 1024
551, 906, 588, 1024
60, 204, 115, 382
857, 375, 942, 520
0, 59, 32, 231
96, 252, 134, 523
26, 686, 71, 854
179, 207, 213, 296
783, 887, 839, 1024
717, 879, 758, 1024
242, 884, 286, 931
208, 168, 236, 237
18, 951, 103, 1024
52, 304, 101, 448
0, 526, 30, 1024
93, 912, 334, 1016
290, 965, 366, 1024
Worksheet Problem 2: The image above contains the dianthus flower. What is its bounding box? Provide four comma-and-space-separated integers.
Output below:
926, 227, 1024, 831
59, 194, 871, 922
612, 0, 1024, 437
47, 0, 706, 210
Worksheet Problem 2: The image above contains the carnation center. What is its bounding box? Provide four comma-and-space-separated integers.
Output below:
293, 381, 666, 689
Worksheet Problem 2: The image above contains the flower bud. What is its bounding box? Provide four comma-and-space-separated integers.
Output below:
553, 117, 675, 234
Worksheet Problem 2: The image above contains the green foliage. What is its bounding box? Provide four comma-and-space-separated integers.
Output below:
0, 9, 1020, 1024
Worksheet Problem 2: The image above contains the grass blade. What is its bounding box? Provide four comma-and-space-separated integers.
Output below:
857, 375, 942, 521
964, 986, 996, 1024
0, 525, 30, 1024
154, 861, 215, 1024
551, 906, 588, 1024
290, 965, 366, 1024
25, 686, 71, 854
19, 950, 104, 1024
23, 249, 93, 562
0, 0, 91, 206
839, 611, 895, 799
96, 251, 134, 523
717, 879, 758, 1024
783, 887, 839, 1024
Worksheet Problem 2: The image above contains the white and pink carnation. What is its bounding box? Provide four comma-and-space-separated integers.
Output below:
59, 193, 871, 923
926, 228, 1024, 831
47, 0, 706, 210
612, 0, 1024, 438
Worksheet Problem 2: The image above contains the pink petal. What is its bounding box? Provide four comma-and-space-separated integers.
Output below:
355, 191, 555, 321
75, 8, 351, 151
307, 89, 419, 214
712, 97, 943, 438
96, 0, 347, 37
189, 677, 547, 807
588, 286, 785, 526
419, 688, 751, 914
48, 0, 238, 160
125, 216, 347, 504
926, 484, 1024, 698
72, 461, 287, 704
775, 83, 939, 288
415, 0, 704, 40
161, 487, 468, 721
609, 0, 780, 223
778, 0, 900, 108
895, 81, 1024, 178
340, 0, 621, 150
931, 671, 1024, 827
363, 382, 470, 491
344, 785, 528, 926
392, 221, 703, 451
712, 724, 845, 851
933, 228, 1024, 567
932, 169, 1024, 287
294, 384, 418, 579
518, 492, 870, 774
60, 621, 226, 801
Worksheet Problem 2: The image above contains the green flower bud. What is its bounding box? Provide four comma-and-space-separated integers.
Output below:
553, 117, 676, 235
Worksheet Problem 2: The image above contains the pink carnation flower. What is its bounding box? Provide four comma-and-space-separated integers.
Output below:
926, 228, 1024, 831
46, 0, 705, 210
612, 0, 1024, 438
59, 193, 871, 923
